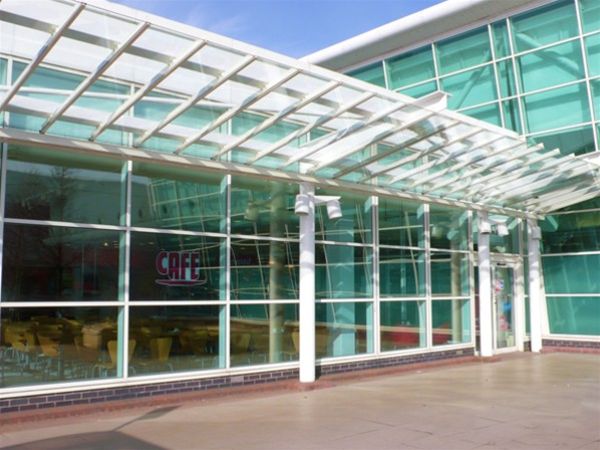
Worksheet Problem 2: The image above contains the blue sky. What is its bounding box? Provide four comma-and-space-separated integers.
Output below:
111, 0, 445, 57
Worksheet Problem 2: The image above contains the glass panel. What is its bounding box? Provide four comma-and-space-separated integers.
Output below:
431, 251, 470, 297
129, 305, 222, 376
131, 163, 225, 233
399, 81, 438, 98
541, 210, 600, 253
230, 303, 299, 366
2, 224, 121, 302
379, 197, 424, 247
523, 83, 591, 133
591, 79, 600, 117
230, 178, 299, 238
503, 99, 522, 133
511, 0, 578, 53
230, 239, 298, 300
5, 147, 122, 225
492, 21, 510, 58
315, 190, 372, 245
493, 266, 515, 348
463, 103, 502, 127
0, 57, 6, 85
497, 60, 517, 98
580, 0, 600, 33
529, 125, 595, 156
432, 299, 471, 345
386, 46, 435, 89
440, 65, 497, 109
518, 41, 585, 93
0, 307, 118, 388
436, 27, 491, 75
316, 244, 372, 299
130, 232, 223, 301
542, 254, 600, 294
546, 297, 600, 335
347, 62, 386, 87
315, 302, 373, 358
489, 217, 521, 253
380, 301, 426, 351
429, 205, 469, 250
379, 248, 425, 298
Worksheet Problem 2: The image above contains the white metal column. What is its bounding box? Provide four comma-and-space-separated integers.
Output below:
477, 212, 494, 357
299, 183, 316, 383
527, 219, 543, 353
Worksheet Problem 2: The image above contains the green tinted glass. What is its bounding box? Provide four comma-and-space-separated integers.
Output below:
436, 27, 491, 75
441, 65, 497, 109
432, 299, 471, 345
379, 197, 424, 247
380, 301, 426, 351
429, 205, 469, 250
587, 34, 600, 77
510, 0, 578, 53
230, 239, 299, 300
316, 245, 372, 299
386, 46, 435, 89
503, 99, 522, 133
399, 81, 437, 98
431, 252, 470, 296
231, 303, 299, 366
523, 83, 590, 133
543, 254, 600, 293
580, 0, 600, 32
0, 58, 6, 85
315, 190, 372, 244
492, 21, 510, 58
315, 302, 373, 358
379, 248, 425, 297
518, 41, 584, 93
541, 210, 600, 253
347, 62, 386, 87
497, 60, 517, 98
529, 125, 595, 156
463, 103, 502, 127
489, 217, 521, 253
547, 297, 600, 335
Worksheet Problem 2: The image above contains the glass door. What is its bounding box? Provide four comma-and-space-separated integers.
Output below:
492, 265, 516, 350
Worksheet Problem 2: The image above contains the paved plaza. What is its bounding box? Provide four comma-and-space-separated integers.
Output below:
1, 353, 599, 449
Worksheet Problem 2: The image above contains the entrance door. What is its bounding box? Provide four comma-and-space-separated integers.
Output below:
492, 264, 517, 351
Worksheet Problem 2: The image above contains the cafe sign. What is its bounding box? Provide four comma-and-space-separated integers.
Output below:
155, 250, 206, 286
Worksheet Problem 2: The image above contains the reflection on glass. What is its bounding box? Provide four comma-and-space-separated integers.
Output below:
429, 205, 468, 250
436, 27, 491, 75
432, 300, 471, 346
6, 147, 123, 225
431, 251, 470, 296
541, 210, 600, 253
546, 296, 600, 336
542, 254, 600, 294
316, 245, 372, 299
2, 224, 121, 302
130, 232, 223, 301
230, 178, 299, 237
489, 218, 521, 254
230, 239, 298, 300
347, 62, 386, 87
129, 306, 222, 376
379, 197, 423, 247
315, 190, 372, 244
493, 266, 515, 349
131, 163, 225, 233
380, 301, 425, 351
315, 302, 373, 358
0, 307, 118, 388
230, 304, 299, 367
380, 248, 425, 297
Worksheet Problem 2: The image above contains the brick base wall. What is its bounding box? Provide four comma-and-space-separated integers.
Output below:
542, 338, 600, 353
0, 348, 472, 415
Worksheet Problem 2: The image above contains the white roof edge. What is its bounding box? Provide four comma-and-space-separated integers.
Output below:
303, 0, 545, 71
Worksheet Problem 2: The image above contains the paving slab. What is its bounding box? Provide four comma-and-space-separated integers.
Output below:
0, 353, 598, 450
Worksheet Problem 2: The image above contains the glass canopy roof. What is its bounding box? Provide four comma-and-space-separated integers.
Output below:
0, 0, 598, 217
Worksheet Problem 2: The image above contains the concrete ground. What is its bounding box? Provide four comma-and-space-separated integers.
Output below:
0, 353, 599, 450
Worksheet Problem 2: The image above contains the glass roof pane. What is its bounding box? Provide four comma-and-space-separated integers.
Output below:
70, 8, 138, 43
133, 27, 196, 58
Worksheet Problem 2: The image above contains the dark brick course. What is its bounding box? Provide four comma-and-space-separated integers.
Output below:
542, 339, 600, 352
0, 348, 471, 416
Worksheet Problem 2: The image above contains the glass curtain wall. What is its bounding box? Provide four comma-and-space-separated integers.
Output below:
348, 0, 600, 157
0, 143, 476, 391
